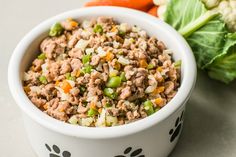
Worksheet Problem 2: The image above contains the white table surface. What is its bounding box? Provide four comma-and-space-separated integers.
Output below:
1, 0, 236, 156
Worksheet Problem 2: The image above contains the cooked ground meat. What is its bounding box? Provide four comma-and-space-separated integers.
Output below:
23, 17, 181, 127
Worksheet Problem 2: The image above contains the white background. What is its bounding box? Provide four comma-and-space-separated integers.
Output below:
1, 0, 236, 156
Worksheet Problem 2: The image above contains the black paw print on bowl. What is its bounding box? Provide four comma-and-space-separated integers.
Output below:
114, 147, 145, 157
169, 111, 184, 142
45, 144, 71, 157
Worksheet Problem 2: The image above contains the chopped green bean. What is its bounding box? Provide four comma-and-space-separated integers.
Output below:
147, 63, 155, 69
65, 73, 75, 81
82, 54, 91, 64
39, 75, 47, 84
81, 65, 93, 74
106, 76, 122, 88
49, 22, 64, 37
174, 60, 182, 68
120, 72, 126, 82
93, 24, 103, 34
144, 100, 154, 115
37, 53, 46, 60
103, 88, 117, 99
87, 108, 98, 117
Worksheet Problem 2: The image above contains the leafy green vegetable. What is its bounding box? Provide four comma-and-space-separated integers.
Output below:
206, 33, 236, 83
164, 0, 236, 83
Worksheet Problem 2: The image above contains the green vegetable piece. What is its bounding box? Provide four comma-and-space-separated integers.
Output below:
49, 22, 64, 37
81, 65, 93, 74
106, 76, 122, 88
79, 86, 86, 94
174, 60, 182, 68
37, 53, 46, 60
103, 88, 117, 99
39, 75, 47, 84
87, 108, 98, 117
147, 63, 155, 69
155, 107, 160, 112
120, 72, 126, 82
118, 30, 125, 36
82, 54, 91, 64
118, 51, 123, 55
93, 24, 103, 34
65, 73, 75, 81
164, 0, 236, 83
105, 103, 112, 108
144, 100, 154, 116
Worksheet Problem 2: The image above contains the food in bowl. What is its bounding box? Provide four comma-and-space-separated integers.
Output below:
23, 16, 181, 127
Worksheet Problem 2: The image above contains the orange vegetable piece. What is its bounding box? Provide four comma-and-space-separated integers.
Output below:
154, 98, 164, 107
90, 102, 97, 109
105, 52, 114, 62
147, 6, 158, 17
85, 0, 154, 11
139, 59, 148, 68
76, 70, 81, 77
153, 86, 165, 94
98, 108, 102, 113
61, 80, 72, 93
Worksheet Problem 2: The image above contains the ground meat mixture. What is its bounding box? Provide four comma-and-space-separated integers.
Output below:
23, 17, 181, 127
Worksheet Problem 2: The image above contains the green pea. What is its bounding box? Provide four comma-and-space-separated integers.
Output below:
39, 75, 47, 84
37, 53, 46, 60
93, 24, 103, 34
106, 76, 122, 88
81, 65, 93, 74
120, 72, 126, 82
87, 108, 98, 117
49, 22, 64, 37
147, 63, 155, 69
65, 73, 75, 81
174, 60, 182, 68
103, 88, 117, 99
82, 54, 91, 64
144, 100, 154, 116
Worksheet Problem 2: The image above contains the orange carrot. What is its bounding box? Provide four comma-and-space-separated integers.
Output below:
61, 80, 72, 93
147, 6, 158, 17
85, 0, 154, 11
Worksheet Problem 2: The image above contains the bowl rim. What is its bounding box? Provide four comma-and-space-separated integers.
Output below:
8, 6, 197, 139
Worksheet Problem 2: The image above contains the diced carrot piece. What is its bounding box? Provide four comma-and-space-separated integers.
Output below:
140, 59, 148, 68
61, 80, 72, 93
76, 70, 81, 77
105, 52, 114, 62
90, 102, 97, 110
154, 98, 164, 106
98, 108, 102, 113
55, 80, 60, 86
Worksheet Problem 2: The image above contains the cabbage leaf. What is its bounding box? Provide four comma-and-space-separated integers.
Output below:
164, 0, 236, 83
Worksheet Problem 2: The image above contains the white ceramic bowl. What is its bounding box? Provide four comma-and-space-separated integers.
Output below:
8, 7, 196, 157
